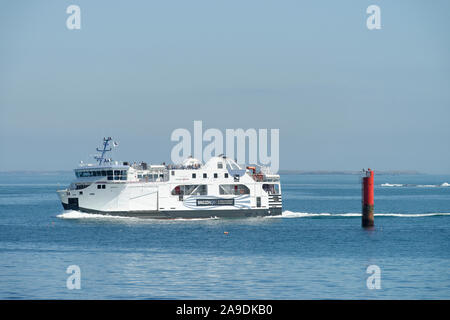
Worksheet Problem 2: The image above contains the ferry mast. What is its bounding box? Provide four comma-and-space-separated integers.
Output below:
94, 137, 114, 166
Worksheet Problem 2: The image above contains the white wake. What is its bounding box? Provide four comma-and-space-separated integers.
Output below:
57, 210, 134, 220
381, 183, 404, 187
381, 182, 450, 188
56, 210, 220, 221
267, 211, 450, 219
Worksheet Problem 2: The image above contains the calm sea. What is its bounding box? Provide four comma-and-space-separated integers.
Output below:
0, 172, 449, 299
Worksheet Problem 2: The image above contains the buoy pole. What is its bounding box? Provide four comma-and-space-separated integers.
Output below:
362, 169, 374, 228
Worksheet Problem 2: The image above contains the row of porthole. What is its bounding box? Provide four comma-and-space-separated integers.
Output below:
192, 173, 229, 179
171, 171, 230, 179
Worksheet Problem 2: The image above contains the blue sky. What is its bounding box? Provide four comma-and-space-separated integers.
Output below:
1, 0, 449, 172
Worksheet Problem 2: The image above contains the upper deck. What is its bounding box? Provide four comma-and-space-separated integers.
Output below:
69, 138, 279, 187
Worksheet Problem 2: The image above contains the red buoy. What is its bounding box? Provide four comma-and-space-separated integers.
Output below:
362, 169, 374, 228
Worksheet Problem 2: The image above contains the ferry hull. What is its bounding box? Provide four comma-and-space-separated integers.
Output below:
61, 202, 282, 219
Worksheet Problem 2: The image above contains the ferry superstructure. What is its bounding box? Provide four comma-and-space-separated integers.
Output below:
57, 138, 282, 218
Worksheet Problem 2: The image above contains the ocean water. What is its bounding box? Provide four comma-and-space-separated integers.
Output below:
0, 172, 449, 299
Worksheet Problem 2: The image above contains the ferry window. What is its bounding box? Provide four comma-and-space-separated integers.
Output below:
102, 171, 107, 176
192, 173, 196, 179
263, 184, 279, 194
79, 191, 83, 195
217, 162, 223, 169
203, 173, 207, 178
97, 185, 101, 189
224, 173, 229, 178
172, 186, 181, 195
171, 185, 208, 196
107, 170, 113, 176
171, 171, 175, 176
114, 170, 120, 176
107, 176, 113, 181
219, 184, 250, 195
194, 185, 207, 195
120, 170, 127, 180
182, 185, 194, 195
214, 173, 218, 178
102, 185, 106, 189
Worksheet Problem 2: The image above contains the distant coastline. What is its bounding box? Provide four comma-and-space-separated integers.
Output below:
0, 170, 73, 175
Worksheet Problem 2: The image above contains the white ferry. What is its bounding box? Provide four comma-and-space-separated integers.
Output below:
57, 138, 282, 218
